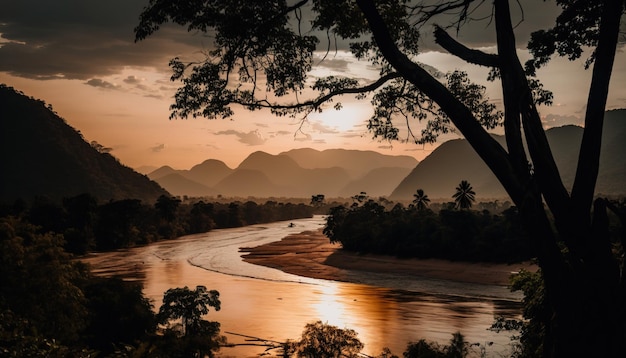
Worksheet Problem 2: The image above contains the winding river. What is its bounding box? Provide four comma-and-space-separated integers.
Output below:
83, 216, 522, 357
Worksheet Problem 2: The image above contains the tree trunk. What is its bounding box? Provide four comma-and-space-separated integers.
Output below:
519, 199, 625, 357
357, 0, 626, 355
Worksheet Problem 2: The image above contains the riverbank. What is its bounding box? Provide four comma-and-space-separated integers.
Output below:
240, 228, 537, 286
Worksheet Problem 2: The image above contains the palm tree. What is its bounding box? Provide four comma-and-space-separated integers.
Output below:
452, 180, 476, 210
412, 189, 431, 211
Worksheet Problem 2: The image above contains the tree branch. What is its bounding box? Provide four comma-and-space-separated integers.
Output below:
433, 26, 500, 67
493, 3, 578, 314
493, 1, 571, 224
571, 0, 624, 225
409, 0, 488, 33
235, 72, 403, 111
356, 0, 526, 205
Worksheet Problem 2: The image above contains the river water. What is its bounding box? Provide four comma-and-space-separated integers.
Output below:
83, 216, 521, 357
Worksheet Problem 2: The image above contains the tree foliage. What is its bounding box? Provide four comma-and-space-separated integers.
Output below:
135, 0, 626, 356
0, 216, 156, 356
403, 332, 472, 358
452, 180, 475, 210
155, 286, 224, 358
324, 197, 531, 262
411, 189, 430, 211
290, 320, 364, 358
0, 217, 89, 343
158, 285, 221, 336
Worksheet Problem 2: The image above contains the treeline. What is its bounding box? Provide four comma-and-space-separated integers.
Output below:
0, 193, 314, 254
324, 197, 532, 263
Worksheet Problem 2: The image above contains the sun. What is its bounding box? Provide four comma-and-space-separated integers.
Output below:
310, 102, 372, 132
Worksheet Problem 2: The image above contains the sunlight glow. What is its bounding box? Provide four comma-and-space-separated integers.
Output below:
311, 284, 349, 327
309, 102, 372, 132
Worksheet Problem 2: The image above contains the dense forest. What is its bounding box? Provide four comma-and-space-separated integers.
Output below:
324, 191, 625, 265
0, 194, 314, 254
324, 194, 532, 263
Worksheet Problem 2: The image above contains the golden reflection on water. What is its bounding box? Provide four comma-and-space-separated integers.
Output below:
311, 284, 345, 325
83, 235, 520, 358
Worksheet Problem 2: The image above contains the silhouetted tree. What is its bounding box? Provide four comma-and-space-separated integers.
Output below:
95, 199, 142, 249
412, 189, 431, 211
310, 194, 325, 207
155, 195, 181, 223
62, 193, 98, 254
188, 201, 215, 233
155, 286, 224, 357
135, 1, 626, 355
350, 192, 369, 207
290, 321, 364, 358
158, 286, 221, 336
82, 277, 156, 353
452, 180, 475, 210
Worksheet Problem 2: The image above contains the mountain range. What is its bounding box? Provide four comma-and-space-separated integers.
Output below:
150, 109, 625, 201
0, 84, 168, 204
147, 149, 417, 198
391, 109, 626, 200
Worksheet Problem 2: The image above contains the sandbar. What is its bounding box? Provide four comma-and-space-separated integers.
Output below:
240, 228, 536, 286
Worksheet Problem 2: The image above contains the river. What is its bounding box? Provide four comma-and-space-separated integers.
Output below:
82, 216, 522, 357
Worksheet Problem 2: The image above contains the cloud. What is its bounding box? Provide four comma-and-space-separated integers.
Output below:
310, 120, 339, 134
0, 0, 201, 80
314, 56, 351, 71
123, 75, 143, 85
294, 132, 313, 142
151, 143, 165, 153
144, 93, 165, 100
273, 130, 292, 136
340, 131, 366, 139
85, 78, 119, 90
215, 129, 267, 145
268, 130, 293, 138
0, 0, 564, 82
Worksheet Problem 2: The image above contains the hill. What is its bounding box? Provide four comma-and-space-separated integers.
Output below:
338, 167, 413, 198
390, 109, 626, 200
280, 148, 418, 178
154, 173, 216, 197
148, 149, 417, 198
0, 84, 169, 203
214, 169, 285, 197
147, 159, 233, 196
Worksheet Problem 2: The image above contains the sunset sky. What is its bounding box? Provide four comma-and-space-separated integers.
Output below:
1, 0, 625, 170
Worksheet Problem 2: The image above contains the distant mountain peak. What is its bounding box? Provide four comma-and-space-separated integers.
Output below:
390, 109, 626, 200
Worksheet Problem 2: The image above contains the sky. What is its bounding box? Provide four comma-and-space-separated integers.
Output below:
1, 0, 625, 171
